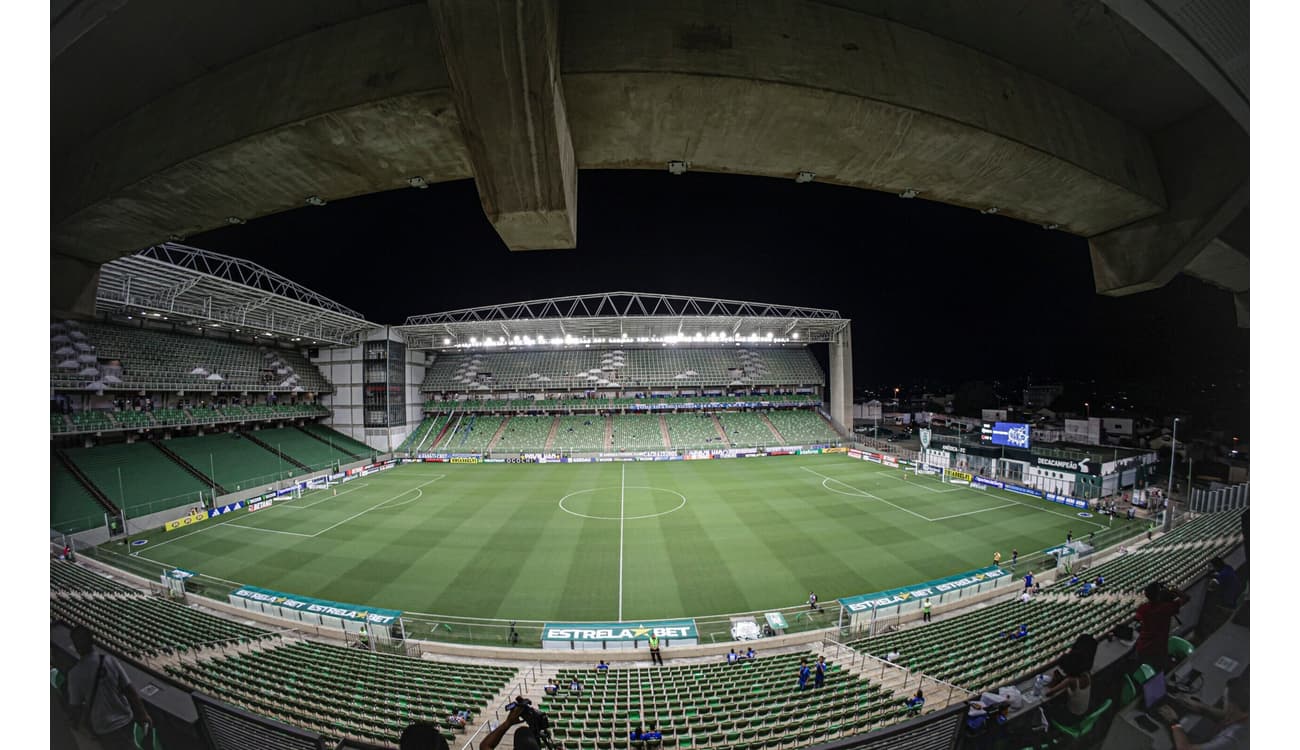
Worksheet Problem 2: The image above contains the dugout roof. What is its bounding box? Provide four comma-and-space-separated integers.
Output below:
94, 243, 375, 345
399, 292, 850, 351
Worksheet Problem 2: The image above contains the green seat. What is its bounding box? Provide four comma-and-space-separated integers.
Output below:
1119, 675, 1138, 707
1131, 663, 1157, 685
1051, 698, 1113, 741
1168, 636, 1195, 663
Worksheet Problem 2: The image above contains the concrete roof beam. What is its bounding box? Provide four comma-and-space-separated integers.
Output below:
430, 0, 578, 250
1088, 105, 1248, 309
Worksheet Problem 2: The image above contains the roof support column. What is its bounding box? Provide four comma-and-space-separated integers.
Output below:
828, 327, 853, 437
429, 0, 577, 250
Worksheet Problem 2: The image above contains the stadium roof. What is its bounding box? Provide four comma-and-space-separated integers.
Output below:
94, 244, 375, 345
399, 292, 850, 350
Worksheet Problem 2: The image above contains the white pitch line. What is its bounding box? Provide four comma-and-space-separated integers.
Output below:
141, 514, 229, 551
304, 475, 447, 538
974, 487, 1108, 529
801, 467, 932, 521
881, 472, 962, 493
221, 522, 316, 537
927, 501, 1022, 521
278, 482, 370, 510
618, 462, 626, 622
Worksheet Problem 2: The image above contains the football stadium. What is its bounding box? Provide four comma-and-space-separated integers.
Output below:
49, 4, 1250, 750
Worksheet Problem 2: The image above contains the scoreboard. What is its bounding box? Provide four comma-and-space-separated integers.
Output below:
980, 421, 1032, 449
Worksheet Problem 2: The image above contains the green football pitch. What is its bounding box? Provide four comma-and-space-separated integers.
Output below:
112, 455, 1113, 625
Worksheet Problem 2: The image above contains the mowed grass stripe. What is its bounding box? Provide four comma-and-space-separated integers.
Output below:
115, 456, 1104, 621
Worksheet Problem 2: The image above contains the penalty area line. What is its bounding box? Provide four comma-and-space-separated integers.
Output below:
800, 466, 932, 521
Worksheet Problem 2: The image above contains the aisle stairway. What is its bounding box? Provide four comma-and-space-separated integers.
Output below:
710, 415, 732, 447
151, 440, 228, 496
759, 413, 785, 442
241, 430, 311, 472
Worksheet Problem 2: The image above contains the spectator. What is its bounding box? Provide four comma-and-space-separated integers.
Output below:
1044, 664, 1092, 726
922, 597, 933, 623
643, 724, 663, 747
543, 679, 559, 697
1077, 581, 1094, 597
66, 625, 152, 750
1157, 668, 1249, 749
1024, 572, 1034, 592
814, 656, 827, 689
1209, 557, 1241, 609
629, 725, 644, 749
597, 660, 609, 672
746, 647, 755, 660
1020, 590, 1031, 604
885, 650, 902, 664
1199, 557, 1242, 639
1134, 582, 1189, 672
798, 658, 811, 690
448, 710, 471, 730
569, 678, 583, 694
905, 688, 925, 714
400, 722, 450, 750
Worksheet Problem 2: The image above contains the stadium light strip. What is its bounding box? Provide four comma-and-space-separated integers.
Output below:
443, 333, 801, 349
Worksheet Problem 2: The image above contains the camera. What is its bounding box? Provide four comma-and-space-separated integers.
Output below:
1145, 581, 1177, 602
505, 697, 556, 749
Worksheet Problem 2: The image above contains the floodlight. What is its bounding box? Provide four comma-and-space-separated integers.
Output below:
407, 176, 429, 189
225, 216, 246, 225
980, 207, 1000, 215
667, 160, 688, 175
899, 188, 920, 199
305, 195, 327, 207
795, 171, 816, 183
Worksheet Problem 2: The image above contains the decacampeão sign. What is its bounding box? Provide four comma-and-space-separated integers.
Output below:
838, 565, 1010, 613
229, 584, 402, 626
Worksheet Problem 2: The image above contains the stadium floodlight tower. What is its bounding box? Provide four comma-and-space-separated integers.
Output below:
398, 292, 855, 435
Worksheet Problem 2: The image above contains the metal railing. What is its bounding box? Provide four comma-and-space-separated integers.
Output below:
819, 635, 977, 708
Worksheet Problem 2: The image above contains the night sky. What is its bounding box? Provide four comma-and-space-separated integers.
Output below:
192, 169, 1248, 433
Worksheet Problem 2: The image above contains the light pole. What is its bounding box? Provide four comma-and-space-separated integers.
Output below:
1084, 402, 1090, 419
1164, 417, 1179, 531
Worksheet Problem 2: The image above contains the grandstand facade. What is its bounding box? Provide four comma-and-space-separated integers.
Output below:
393, 293, 854, 456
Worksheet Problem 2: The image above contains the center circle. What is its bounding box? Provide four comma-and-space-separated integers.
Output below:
558, 485, 687, 520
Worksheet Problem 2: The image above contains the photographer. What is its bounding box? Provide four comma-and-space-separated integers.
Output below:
478, 697, 550, 750
1134, 582, 1189, 672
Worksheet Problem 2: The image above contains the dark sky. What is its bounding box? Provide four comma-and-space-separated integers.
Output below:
193, 169, 1247, 430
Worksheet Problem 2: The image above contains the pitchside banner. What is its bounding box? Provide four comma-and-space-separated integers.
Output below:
542, 618, 699, 650
229, 584, 402, 626
838, 565, 1010, 613
163, 509, 208, 532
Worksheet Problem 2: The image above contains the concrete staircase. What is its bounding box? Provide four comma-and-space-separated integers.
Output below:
487, 416, 513, 452
759, 413, 785, 442
458, 663, 552, 750
544, 417, 561, 452
604, 415, 614, 452
709, 414, 732, 447
658, 415, 672, 449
